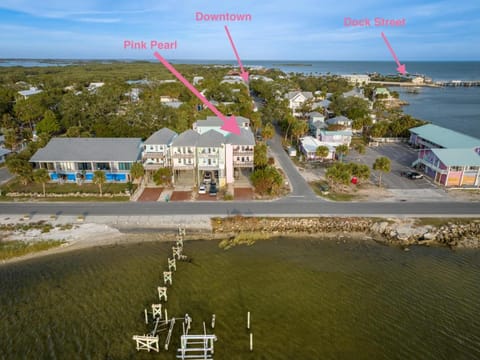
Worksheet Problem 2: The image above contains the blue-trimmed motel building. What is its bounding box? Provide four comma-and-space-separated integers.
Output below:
30, 138, 142, 183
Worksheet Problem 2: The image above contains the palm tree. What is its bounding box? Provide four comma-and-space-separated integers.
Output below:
33, 168, 50, 197
315, 145, 330, 160
335, 144, 349, 162
93, 170, 106, 196
372, 156, 391, 187
261, 123, 275, 141
130, 162, 144, 183
291, 120, 308, 144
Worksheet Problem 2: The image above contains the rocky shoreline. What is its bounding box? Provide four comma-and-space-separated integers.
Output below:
212, 216, 480, 249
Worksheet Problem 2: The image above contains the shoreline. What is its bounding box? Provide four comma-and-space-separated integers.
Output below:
1, 215, 479, 265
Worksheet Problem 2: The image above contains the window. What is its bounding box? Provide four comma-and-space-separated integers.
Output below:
118, 162, 131, 171
77, 162, 92, 171
95, 162, 110, 170
467, 166, 479, 171
450, 166, 463, 172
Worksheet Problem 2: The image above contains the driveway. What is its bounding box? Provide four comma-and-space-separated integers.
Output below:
268, 124, 317, 200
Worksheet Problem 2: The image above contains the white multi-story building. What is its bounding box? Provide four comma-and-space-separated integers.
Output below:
285, 91, 314, 116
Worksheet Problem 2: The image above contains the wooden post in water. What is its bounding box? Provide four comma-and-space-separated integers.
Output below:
211, 314, 216, 329
152, 304, 162, 318
168, 257, 176, 272
250, 333, 253, 351
163, 271, 172, 286
144, 309, 148, 324
157, 286, 167, 301
247, 311, 251, 329
164, 308, 168, 323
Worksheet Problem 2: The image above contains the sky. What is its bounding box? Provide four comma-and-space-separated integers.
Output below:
0, 0, 479, 61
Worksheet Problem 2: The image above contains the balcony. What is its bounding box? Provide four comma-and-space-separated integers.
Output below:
233, 146, 254, 154
173, 164, 195, 170
142, 152, 167, 160
172, 152, 194, 159
233, 160, 254, 168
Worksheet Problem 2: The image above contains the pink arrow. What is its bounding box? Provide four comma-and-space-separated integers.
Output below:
153, 51, 241, 135
224, 25, 249, 83
381, 32, 407, 75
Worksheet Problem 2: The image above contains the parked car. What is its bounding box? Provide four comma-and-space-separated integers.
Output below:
209, 182, 217, 196
198, 183, 206, 194
409, 172, 423, 179
203, 172, 212, 183
400, 171, 423, 179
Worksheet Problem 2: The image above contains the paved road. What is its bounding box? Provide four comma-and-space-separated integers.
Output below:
268, 124, 317, 200
1, 201, 479, 217
0, 167, 13, 185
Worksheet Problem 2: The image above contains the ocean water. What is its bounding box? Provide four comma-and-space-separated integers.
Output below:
398, 87, 480, 139
0, 238, 479, 360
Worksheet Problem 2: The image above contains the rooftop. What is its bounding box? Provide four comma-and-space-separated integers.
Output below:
172, 129, 200, 147
30, 138, 142, 162
18, 87, 43, 97
195, 116, 250, 128
320, 129, 353, 136
326, 115, 352, 125
144, 128, 178, 145
226, 128, 255, 146
432, 148, 480, 167
285, 91, 314, 100
197, 130, 225, 147
409, 124, 480, 149
300, 136, 335, 153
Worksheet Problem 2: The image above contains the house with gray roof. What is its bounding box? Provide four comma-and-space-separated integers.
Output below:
143, 128, 177, 171
30, 138, 142, 182
18, 87, 43, 99
326, 115, 353, 128
194, 116, 250, 136
226, 129, 255, 177
285, 91, 314, 116
196, 130, 226, 184
171, 130, 199, 184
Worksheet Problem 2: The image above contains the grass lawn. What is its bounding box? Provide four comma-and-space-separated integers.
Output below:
0, 178, 134, 201
310, 181, 363, 201
0, 240, 65, 261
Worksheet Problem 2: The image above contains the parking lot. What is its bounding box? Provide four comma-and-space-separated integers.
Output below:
346, 143, 436, 190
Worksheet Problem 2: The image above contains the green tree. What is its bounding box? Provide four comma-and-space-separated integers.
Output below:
130, 162, 145, 183
6, 155, 33, 185
335, 144, 349, 162
250, 166, 283, 196
3, 128, 19, 151
33, 168, 50, 197
348, 163, 371, 183
36, 110, 60, 137
325, 163, 351, 186
315, 145, 330, 160
291, 120, 308, 144
372, 156, 391, 187
93, 170, 106, 196
254, 142, 268, 168
153, 167, 172, 186
261, 123, 275, 141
